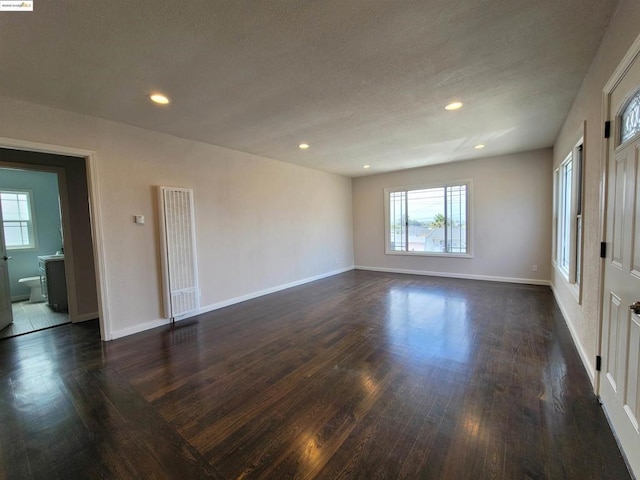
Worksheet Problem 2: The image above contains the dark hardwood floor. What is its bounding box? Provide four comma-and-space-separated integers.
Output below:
0, 271, 631, 479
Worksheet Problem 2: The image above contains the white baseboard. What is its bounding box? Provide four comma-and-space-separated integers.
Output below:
198, 266, 355, 316
110, 318, 170, 340
109, 266, 355, 340
109, 265, 549, 341
550, 284, 596, 384
75, 311, 99, 322
11, 294, 29, 302
355, 265, 550, 286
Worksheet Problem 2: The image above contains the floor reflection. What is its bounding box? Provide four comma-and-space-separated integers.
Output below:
159, 319, 203, 388
0, 274, 630, 479
0, 301, 69, 340
0, 327, 86, 469
386, 286, 470, 364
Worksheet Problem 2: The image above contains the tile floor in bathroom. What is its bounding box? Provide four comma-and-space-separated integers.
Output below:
0, 300, 69, 340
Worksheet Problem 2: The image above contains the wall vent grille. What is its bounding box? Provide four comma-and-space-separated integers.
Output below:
158, 186, 199, 320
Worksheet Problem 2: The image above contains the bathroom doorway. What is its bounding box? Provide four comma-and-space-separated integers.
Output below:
0, 166, 70, 339
0, 146, 99, 339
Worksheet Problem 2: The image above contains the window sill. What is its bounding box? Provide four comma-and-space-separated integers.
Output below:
552, 262, 581, 304
385, 250, 473, 259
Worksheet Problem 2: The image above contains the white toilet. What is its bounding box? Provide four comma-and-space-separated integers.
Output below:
18, 276, 45, 303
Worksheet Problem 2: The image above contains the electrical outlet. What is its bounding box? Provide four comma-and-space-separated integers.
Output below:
532, 264, 538, 272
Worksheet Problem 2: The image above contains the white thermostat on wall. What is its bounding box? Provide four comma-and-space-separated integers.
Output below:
134, 215, 145, 226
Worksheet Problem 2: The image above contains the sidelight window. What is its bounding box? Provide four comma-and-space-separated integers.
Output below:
554, 143, 583, 287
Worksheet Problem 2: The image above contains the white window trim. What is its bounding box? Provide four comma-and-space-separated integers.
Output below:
553, 138, 583, 302
384, 179, 473, 258
1, 188, 38, 251
556, 153, 573, 278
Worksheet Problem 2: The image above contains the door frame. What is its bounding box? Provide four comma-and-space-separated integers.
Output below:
0, 137, 111, 341
597, 32, 640, 395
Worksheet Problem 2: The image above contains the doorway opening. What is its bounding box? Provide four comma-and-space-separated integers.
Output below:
0, 146, 102, 340
0, 167, 70, 339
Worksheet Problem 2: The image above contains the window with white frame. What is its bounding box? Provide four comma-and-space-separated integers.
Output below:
385, 181, 470, 256
1, 190, 36, 250
555, 143, 583, 286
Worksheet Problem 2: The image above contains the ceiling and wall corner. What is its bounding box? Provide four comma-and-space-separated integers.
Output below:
0, 0, 619, 176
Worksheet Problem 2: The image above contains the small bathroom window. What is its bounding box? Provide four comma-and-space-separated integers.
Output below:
1, 190, 36, 250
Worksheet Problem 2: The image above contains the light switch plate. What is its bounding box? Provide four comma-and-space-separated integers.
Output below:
134, 215, 145, 225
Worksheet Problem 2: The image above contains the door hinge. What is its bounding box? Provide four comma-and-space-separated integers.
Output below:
604, 121, 611, 139
600, 242, 606, 259
596, 355, 602, 372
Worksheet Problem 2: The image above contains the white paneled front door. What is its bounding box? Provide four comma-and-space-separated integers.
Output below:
601, 49, 640, 478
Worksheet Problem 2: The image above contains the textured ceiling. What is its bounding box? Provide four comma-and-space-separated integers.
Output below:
0, 0, 619, 176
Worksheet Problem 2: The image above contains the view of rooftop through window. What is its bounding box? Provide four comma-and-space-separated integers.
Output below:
389, 184, 467, 254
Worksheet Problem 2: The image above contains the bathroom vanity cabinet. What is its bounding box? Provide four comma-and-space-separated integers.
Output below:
38, 256, 68, 312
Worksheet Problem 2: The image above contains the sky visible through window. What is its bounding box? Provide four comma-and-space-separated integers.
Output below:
389, 184, 467, 254
1, 191, 33, 248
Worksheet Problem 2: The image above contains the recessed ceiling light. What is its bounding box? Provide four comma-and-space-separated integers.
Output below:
298, 143, 310, 150
445, 101, 463, 111
363, 165, 371, 169
149, 93, 170, 105
474, 144, 485, 149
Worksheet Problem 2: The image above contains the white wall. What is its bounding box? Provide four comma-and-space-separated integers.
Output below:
552, 0, 640, 384
0, 95, 354, 339
353, 149, 552, 283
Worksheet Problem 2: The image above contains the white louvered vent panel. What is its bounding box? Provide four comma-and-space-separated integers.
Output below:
158, 187, 199, 319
